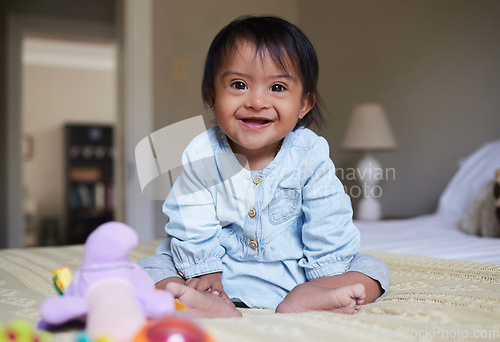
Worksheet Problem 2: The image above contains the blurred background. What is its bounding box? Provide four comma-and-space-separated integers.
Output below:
1, 0, 499, 248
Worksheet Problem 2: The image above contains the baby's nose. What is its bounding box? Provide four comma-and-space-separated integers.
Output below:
246, 88, 270, 110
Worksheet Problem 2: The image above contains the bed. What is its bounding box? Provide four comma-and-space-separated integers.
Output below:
358, 139, 500, 265
1, 140, 500, 341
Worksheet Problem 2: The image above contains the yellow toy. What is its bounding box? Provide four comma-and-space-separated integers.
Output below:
51, 267, 73, 295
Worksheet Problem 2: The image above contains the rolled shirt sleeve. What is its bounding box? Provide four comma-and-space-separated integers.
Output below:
298, 137, 360, 280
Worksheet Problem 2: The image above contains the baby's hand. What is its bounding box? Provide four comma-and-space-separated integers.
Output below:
185, 272, 224, 296
185, 272, 235, 307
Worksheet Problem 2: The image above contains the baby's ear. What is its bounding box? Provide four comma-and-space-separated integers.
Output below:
301, 92, 316, 115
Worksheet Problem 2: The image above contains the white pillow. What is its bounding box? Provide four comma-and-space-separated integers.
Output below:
437, 140, 500, 218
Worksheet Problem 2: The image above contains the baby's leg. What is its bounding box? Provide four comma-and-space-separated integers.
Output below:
155, 276, 185, 289
165, 282, 242, 318
309, 270, 383, 303
276, 253, 389, 314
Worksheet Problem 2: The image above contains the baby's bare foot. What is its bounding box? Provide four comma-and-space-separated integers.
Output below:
276, 283, 365, 314
165, 282, 242, 318
327, 283, 365, 314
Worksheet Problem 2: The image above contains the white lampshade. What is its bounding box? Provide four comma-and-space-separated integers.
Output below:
341, 103, 397, 151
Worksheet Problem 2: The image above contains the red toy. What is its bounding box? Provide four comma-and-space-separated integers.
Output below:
134, 317, 215, 342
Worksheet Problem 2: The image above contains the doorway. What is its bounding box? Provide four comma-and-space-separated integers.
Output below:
6, 15, 120, 247
21, 36, 117, 246
7, 4, 156, 248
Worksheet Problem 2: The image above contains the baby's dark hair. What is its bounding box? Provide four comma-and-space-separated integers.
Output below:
202, 15, 324, 129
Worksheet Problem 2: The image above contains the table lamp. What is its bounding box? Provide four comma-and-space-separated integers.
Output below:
341, 103, 397, 220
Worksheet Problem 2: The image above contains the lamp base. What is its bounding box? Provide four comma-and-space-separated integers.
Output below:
357, 196, 382, 221
355, 153, 383, 221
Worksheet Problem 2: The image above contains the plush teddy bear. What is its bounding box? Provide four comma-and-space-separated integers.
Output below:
460, 170, 500, 238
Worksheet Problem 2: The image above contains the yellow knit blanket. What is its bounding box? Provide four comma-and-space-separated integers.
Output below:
1, 243, 499, 341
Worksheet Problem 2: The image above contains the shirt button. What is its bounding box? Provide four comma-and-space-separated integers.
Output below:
248, 208, 256, 218
249, 240, 258, 249
253, 176, 262, 185
345, 265, 351, 271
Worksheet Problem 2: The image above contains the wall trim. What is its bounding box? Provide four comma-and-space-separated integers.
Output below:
122, 0, 155, 241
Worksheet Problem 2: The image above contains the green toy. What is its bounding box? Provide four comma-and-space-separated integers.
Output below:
0, 319, 52, 342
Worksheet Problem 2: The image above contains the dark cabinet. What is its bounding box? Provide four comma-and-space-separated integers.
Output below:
64, 124, 114, 244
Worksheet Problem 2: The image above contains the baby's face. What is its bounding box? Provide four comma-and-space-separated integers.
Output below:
212, 41, 313, 158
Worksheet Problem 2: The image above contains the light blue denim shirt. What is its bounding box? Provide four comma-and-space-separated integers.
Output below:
146, 126, 360, 309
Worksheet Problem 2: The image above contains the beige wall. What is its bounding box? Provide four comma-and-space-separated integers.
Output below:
151, 0, 500, 227
22, 64, 116, 243
152, 0, 299, 129
299, 0, 500, 217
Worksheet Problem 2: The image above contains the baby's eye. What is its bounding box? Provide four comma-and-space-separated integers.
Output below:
270, 84, 286, 92
231, 81, 247, 90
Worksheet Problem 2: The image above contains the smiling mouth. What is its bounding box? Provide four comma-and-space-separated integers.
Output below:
240, 118, 272, 125
238, 118, 273, 130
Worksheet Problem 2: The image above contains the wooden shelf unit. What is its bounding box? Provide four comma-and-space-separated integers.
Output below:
64, 124, 114, 244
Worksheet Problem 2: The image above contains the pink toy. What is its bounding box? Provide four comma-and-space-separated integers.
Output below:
39, 222, 175, 340
85, 278, 146, 340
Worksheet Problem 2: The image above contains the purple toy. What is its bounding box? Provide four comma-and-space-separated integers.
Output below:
39, 222, 174, 336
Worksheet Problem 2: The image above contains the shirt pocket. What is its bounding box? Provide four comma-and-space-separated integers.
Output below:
269, 188, 301, 225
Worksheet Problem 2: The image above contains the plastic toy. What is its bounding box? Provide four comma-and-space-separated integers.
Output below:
0, 319, 52, 342
71, 315, 214, 342
51, 267, 73, 295
133, 317, 215, 342
39, 222, 175, 341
